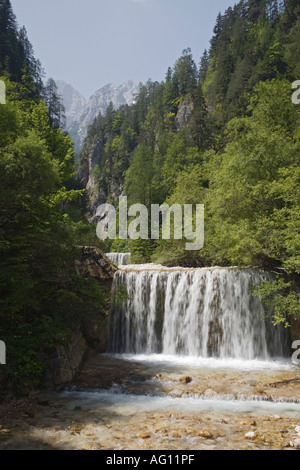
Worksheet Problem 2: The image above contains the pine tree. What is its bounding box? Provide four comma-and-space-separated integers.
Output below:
284, 15, 300, 77
199, 49, 210, 84
162, 67, 178, 120
281, 0, 300, 31
189, 83, 211, 150
0, 1, 43, 94
44, 78, 65, 128
210, 12, 223, 53
19, 26, 44, 96
172, 48, 198, 98
210, 8, 235, 112
0, 0, 20, 81
242, 0, 266, 23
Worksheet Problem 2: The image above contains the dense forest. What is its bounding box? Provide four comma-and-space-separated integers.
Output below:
1, 0, 300, 390
79, 0, 300, 327
0, 0, 109, 390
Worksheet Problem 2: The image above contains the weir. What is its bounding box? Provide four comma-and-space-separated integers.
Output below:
109, 266, 290, 360
106, 253, 131, 267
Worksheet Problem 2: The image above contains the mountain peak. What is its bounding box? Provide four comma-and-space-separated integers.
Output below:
56, 80, 139, 152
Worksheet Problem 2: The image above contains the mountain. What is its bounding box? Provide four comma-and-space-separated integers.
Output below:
56, 80, 139, 152
55, 80, 87, 129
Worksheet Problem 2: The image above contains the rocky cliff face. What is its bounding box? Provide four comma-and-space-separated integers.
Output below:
41, 247, 117, 389
57, 80, 139, 152
77, 134, 127, 221
55, 80, 87, 130
77, 138, 108, 219
75, 246, 117, 280
175, 95, 194, 131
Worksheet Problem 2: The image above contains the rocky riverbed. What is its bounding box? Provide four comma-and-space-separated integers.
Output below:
1, 354, 300, 450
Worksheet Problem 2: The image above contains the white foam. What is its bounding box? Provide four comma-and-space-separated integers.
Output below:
60, 390, 300, 418
109, 353, 296, 372
119, 264, 240, 272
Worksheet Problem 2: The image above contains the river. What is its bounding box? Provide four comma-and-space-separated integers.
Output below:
1, 262, 300, 450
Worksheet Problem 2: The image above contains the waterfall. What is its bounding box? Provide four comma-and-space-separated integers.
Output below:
109, 267, 290, 360
106, 253, 130, 267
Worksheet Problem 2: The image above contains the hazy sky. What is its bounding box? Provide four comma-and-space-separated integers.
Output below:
11, 0, 235, 99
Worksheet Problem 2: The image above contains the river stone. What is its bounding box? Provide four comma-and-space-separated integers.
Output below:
179, 376, 193, 384
295, 426, 300, 434
245, 431, 257, 440
294, 439, 300, 449
198, 430, 214, 439
139, 432, 151, 439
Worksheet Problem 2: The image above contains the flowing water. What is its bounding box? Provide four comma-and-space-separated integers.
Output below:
2, 264, 300, 450
109, 265, 290, 359
106, 253, 131, 267
2, 352, 300, 451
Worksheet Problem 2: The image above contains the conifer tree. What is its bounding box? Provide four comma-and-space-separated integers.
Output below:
172, 48, 198, 98
44, 78, 65, 128
189, 83, 211, 150
199, 49, 210, 84
0, 0, 20, 81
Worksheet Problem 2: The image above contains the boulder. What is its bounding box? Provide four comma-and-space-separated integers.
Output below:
41, 330, 88, 388
198, 430, 214, 439
179, 376, 193, 384
293, 439, 300, 449
75, 246, 117, 280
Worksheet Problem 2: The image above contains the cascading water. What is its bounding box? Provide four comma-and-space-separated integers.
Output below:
109, 266, 290, 360
10, 265, 298, 451
106, 253, 130, 267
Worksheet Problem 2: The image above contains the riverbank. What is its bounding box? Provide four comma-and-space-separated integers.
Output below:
1, 354, 300, 450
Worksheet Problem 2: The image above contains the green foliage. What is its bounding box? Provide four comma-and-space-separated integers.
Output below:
205, 80, 300, 268
110, 237, 129, 254
252, 277, 300, 327
172, 48, 198, 97
0, 1, 43, 95
44, 78, 65, 129
153, 164, 207, 266
284, 16, 300, 77
162, 134, 203, 194
79, 2, 300, 322
125, 144, 154, 207
0, 75, 111, 391
0, 0, 115, 391
71, 220, 108, 251
129, 239, 153, 264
